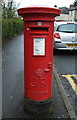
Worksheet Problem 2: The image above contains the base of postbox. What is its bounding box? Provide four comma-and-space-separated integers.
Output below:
24, 97, 54, 116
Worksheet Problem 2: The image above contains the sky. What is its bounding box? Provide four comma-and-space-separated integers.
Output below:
14, 0, 74, 9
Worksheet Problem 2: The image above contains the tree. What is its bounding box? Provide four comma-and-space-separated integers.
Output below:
2, 0, 17, 18
2, 1, 7, 18
73, 0, 77, 7
7, 1, 15, 18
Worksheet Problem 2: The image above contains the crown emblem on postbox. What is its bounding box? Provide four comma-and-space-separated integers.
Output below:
34, 68, 44, 77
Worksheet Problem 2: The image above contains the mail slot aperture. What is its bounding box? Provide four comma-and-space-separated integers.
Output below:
31, 27, 48, 32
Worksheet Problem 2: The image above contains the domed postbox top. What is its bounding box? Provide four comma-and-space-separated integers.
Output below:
17, 7, 60, 21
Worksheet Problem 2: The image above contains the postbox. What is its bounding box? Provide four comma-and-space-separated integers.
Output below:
17, 7, 60, 114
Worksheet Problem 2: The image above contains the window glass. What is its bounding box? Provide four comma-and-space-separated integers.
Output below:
57, 24, 77, 33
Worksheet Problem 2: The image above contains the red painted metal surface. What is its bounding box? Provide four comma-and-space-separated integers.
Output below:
18, 7, 60, 21
17, 7, 60, 101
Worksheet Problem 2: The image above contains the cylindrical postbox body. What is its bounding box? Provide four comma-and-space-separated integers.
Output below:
17, 7, 60, 114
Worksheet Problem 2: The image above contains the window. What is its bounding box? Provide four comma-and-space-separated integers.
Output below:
57, 24, 77, 33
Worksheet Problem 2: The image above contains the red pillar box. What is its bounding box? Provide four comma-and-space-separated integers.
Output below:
17, 7, 60, 114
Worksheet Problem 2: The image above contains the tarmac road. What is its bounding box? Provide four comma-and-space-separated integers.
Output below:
2, 33, 70, 119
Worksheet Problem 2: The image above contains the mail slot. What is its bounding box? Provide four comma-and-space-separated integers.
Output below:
30, 27, 49, 32
17, 6, 60, 115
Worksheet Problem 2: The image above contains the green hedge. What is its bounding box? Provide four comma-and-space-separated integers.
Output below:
2, 18, 23, 40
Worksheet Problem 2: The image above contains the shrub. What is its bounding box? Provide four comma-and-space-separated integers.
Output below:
2, 18, 23, 41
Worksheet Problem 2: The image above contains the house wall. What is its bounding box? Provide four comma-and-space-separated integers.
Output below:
69, 10, 75, 21
55, 14, 69, 21
69, 5, 77, 21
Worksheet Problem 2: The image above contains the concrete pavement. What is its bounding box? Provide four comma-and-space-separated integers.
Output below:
2, 33, 73, 119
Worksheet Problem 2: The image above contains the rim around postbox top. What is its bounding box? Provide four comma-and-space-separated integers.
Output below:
17, 7, 60, 19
